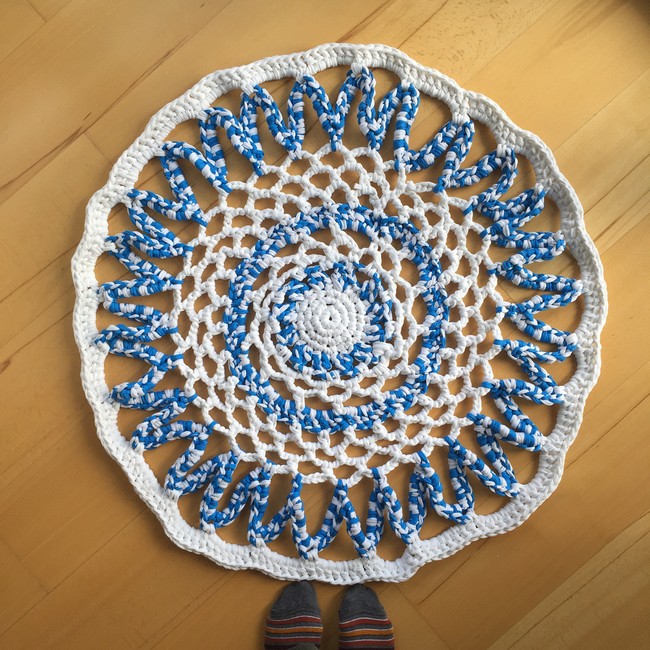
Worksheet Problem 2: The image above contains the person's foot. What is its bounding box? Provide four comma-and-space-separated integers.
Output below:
264, 581, 323, 649
339, 584, 395, 649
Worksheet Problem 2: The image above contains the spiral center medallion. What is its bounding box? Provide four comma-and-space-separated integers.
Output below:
223, 204, 448, 435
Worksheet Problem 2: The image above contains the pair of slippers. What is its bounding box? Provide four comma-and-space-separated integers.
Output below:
265, 582, 394, 649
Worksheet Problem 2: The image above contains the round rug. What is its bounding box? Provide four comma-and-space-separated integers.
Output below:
72, 43, 607, 583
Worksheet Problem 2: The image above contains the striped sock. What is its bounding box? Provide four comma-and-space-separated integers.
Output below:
264, 581, 322, 649
339, 585, 395, 649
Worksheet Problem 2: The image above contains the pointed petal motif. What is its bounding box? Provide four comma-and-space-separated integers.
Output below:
94, 64, 584, 556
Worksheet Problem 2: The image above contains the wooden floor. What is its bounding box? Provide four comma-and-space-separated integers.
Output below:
1, 0, 649, 648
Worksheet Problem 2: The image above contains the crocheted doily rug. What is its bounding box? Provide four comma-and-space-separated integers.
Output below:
72, 44, 606, 583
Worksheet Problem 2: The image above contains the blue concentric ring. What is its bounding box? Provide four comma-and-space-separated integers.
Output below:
224, 204, 448, 434
269, 258, 393, 381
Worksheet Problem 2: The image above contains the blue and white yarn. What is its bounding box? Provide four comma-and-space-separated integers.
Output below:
224, 204, 447, 434
73, 45, 606, 582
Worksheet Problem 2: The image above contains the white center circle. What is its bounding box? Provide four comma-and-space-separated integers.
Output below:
294, 286, 367, 355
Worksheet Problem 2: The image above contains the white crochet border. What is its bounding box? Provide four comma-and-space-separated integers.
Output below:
72, 43, 607, 583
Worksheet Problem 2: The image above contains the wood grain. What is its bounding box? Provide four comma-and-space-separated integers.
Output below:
1, 1, 649, 648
